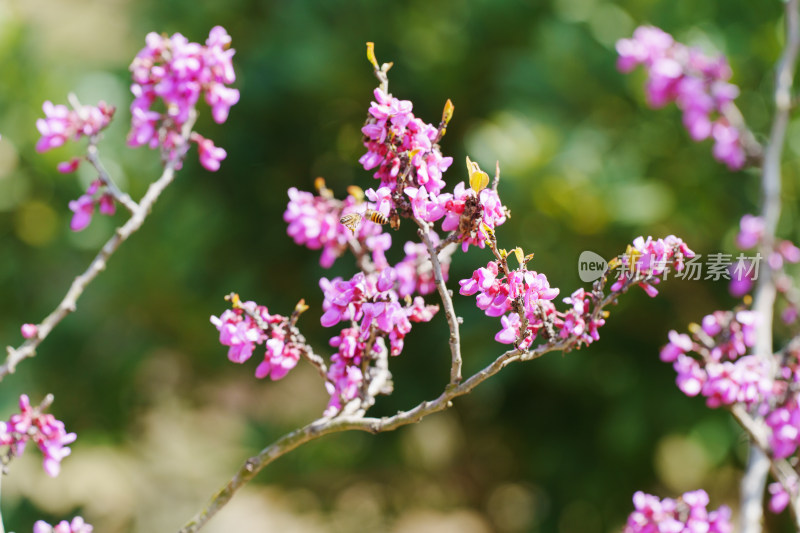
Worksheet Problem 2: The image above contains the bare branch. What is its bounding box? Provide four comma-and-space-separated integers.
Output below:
86, 139, 139, 213
741, 2, 800, 531
0, 111, 198, 382
414, 218, 462, 384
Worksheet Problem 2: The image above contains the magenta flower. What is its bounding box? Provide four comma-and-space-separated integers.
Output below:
21, 323, 38, 339
36, 100, 115, 154
284, 187, 384, 268
617, 25, 746, 170
211, 299, 306, 382
0, 395, 77, 477
623, 490, 731, 533
67, 180, 116, 232
191, 132, 227, 171
33, 517, 93, 533
359, 87, 452, 197
128, 26, 238, 168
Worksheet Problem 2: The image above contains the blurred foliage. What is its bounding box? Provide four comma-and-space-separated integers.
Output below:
0, 0, 798, 531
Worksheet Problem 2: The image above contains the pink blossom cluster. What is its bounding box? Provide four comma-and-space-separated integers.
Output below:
623, 490, 732, 533
660, 310, 771, 407
35, 100, 115, 155
34, 517, 93, 533
459, 260, 560, 349
320, 269, 439, 356
320, 270, 438, 414
325, 327, 384, 415
210, 300, 301, 381
284, 187, 384, 268
610, 235, 695, 297
394, 238, 450, 298
67, 179, 116, 232
360, 88, 453, 196
128, 26, 239, 169
440, 182, 507, 252
769, 478, 797, 514
731, 214, 800, 298
617, 26, 745, 170
0, 395, 77, 477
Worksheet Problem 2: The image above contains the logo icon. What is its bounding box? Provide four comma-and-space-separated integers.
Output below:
578, 251, 608, 283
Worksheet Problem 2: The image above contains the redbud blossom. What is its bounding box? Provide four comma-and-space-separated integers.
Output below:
210, 300, 302, 381
284, 187, 385, 268
35, 100, 115, 154
33, 517, 93, 533
128, 26, 239, 169
617, 26, 746, 170
21, 323, 38, 339
67, 180, 116, 232
0, 395, 77, 477
768, 479, 797, 514
360, 88, 453, 198
610, 235, 695, 297
623, 490, 732, 533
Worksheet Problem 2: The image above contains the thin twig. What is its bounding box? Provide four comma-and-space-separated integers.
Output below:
0, 111, 198, 381
414, 218, 462, 384
740, 2, 800, 531
86, 139, 139, 213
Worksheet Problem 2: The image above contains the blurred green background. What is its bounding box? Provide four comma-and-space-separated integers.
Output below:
0, 0, 798, 531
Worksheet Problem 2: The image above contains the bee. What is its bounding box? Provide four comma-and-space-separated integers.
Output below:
340, 209, 388, 234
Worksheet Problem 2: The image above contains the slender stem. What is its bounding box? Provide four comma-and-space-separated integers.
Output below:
740, 2, 800, 532
414, 218, 462, 384
86, 139, 139, 213
0, 111, 198, 381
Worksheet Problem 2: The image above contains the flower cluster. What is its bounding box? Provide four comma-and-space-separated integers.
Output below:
325, 327, 385, 415
128, 26, 239, 168
67, 179, 116, 232
731, 213, 800, 300
438, 181, 507, 252
320, 270, 438, 414
660, 310, 771, 407
610, 235, 695, 297
623, 490, 732, 533
459, 259, 560, 349
0, 395, 76, 477
769, 478, 798, 514
34, 517, 93, 533
35, 100, 115, 156
394, 238, 451, 298
210, 299, 302, 381
360, 88, 453, 196
284, 186, 385, 268
617, 25, 745, 170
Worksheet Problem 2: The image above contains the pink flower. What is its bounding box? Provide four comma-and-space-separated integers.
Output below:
67, 180, 116, 232
359, 87, 452, 196
128, 27, 238, 168
623, 490, 731, 533
618, 26, 746, 170
736, 214, 764, 249
34, 517, 93, 533
2, 395, 76, 477
68, 194, 95, 232
21, 323, 38, 339
191, 132, 227, 171
57, 158, 82, 174
36, 101, 115, 154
